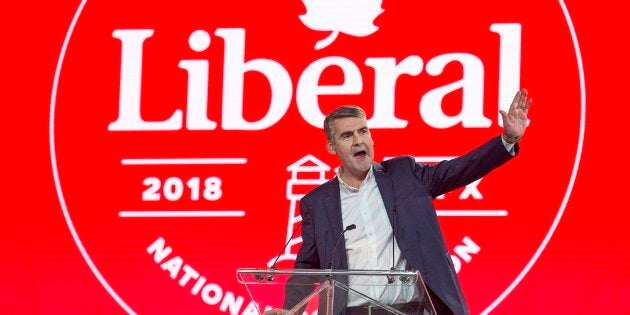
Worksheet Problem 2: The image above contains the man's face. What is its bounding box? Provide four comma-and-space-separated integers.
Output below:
327, 116, 375, 178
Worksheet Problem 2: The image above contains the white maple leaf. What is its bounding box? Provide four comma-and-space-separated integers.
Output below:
300, 0, 384, 50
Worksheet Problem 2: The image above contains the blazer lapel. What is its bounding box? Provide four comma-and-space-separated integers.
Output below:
373, 162, 396, 225
323, 177, 347, 269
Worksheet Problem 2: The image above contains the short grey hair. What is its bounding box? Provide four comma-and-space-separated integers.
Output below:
323, 106, 367, 142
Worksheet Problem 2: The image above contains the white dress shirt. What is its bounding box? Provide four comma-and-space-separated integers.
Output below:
338, 167, 418, 306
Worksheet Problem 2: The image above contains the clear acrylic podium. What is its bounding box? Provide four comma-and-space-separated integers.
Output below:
236, 268, 437, 314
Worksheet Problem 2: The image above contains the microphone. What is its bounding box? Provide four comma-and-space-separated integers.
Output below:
388, 204, 398, 284
388, 204, 410, 283
328, 224, 356, 270
261, 221, 302, 281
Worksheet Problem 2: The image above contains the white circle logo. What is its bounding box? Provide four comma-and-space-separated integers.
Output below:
51, 1, 584, 313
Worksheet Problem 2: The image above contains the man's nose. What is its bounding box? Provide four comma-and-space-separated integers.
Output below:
352, 132, 363, 145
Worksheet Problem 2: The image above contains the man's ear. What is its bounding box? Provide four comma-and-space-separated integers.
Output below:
326, 142, 336, 154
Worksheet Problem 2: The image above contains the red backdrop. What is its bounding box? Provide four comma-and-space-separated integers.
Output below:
1, 1, 627, 314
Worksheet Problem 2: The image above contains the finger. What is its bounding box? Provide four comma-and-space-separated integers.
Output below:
519, 89, 529, 106
508, 92, 520, 115
499, 110, 509, 124
519, 101, 532, 120
510, 90, 522, 109
519, 98, 532, 117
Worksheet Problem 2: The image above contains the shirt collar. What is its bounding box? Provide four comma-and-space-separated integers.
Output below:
337, 165, 374, 193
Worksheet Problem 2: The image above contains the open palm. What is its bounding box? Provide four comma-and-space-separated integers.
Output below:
500, 89, 532, 143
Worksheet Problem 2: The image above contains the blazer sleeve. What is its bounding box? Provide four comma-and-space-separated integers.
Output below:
413, 135, 518, 197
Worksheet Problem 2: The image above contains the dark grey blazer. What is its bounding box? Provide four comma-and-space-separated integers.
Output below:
288, 136, 517, 315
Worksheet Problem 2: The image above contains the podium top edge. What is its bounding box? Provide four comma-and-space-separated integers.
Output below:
236, 268, 419, 277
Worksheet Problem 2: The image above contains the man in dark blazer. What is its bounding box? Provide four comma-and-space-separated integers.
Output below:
282, 89, 532, 315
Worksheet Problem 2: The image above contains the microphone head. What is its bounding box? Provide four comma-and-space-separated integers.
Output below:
329, 223, 357, 270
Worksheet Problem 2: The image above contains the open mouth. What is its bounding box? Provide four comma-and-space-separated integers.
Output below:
353, 150, 367, 159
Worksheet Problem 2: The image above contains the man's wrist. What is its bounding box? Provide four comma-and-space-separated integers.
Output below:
502, 133, 520, 144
